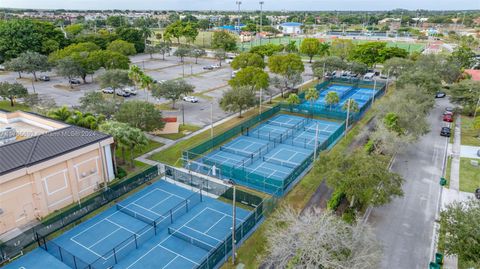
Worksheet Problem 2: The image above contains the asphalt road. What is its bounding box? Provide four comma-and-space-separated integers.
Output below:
369, 97, 451, 269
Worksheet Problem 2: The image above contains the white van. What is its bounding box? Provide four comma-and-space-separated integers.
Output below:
363, 72, 375, 81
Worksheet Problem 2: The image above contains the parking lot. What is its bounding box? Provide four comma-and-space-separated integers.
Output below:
0, 52, 312, 127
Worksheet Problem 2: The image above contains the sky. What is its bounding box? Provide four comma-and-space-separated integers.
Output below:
1, 0, 479, 11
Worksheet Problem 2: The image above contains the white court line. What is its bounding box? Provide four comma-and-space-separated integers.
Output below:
148, 194, 176, 211
130, 202, 163, 217
161, 255, 179, 269
89, 227, 121, 248
182, 226, 222, 243
157, 245, 199, 266
204, 216, 226, 234
70, 237, 103, 258
125, 208, 214, 269
104, 218, 137, 235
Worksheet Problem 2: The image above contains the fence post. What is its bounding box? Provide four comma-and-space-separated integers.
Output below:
170, 210, 173, 223
113, 248, 118, 264
134, 234, 138, 249
58, 246, 63, 261
73, 255, 78, 269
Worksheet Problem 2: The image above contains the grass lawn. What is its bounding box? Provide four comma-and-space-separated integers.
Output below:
0, 100, 31, 112
152, 30, 214, 48
221, 98, 379, 269
459, 157, 480, 193
460, 116, 480, 147
157, 124, 202, 140
115, 139, 164, 161
444, 156, 452, 188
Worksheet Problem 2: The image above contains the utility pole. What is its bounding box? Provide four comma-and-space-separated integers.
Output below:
236, 1, 242, 35
259, 1, 264, 45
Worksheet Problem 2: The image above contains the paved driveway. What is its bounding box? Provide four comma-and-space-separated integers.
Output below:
460, 145, 480, 159
369, 98, 451, 269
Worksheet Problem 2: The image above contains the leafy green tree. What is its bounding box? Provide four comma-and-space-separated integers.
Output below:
440, 198, 480, 268
164, 20, 184, 44
189, 48, 206, 64
349, 42, 387, 67
397, 72, 442, 94
48, 42, 100, 61
182, 22, 199, 44
156, 42, 171, 60
211, 30, 238, 51
4, 56, 26, 78
65, 24, 84, 38
128, 65, 144, 93
450, 45, 476, 69
348, 61, 368, 75
268, 53, 304, 97
299, 38, 321, 63
106, 16, 128, 28
230, 52, 265, 70
90, 50, 130, 70
144, 45, 158, 59
250, 43, 284, 58
342, 98, 359, 113
115, 27, 145, 53
55, 58, 85, 88
379, 47, 408, 62
449, 80, 480, 116
151, 79, 195, 109
325, 91, 340, 110
220, 86, 256, 118
74, 32, 117, 49
382, 57, 413, 77
12, 51, 51, 81
330, 39, 355, 60
173, 45, 192, 62
197, 19, 212, 31
317, 150, 404, 209
0, 82, 28, 107
107, 40, 136, 56
79, 91, 118, 118
98, 69, 131, 97
115, 100, 165, 131
312, 56, 347, 78
0, 19, 67, 60
229, 66, 269, 91
48, 106, 72, 121
214, 49, 227, 66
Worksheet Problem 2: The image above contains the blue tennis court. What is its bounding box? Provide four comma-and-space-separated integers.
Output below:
6, 180, 251, 269
188, 113, 343, 194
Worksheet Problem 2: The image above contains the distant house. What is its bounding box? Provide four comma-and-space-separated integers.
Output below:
465, 69, 480, 81
278, 22, 303, 35
0, 110, 115, 236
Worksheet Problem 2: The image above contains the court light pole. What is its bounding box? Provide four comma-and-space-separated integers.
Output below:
344, 99, 350, 138
236, 1, 242, 34
259, 1, 264, 45
313, 123, 319, 159
228, 180, 237, 265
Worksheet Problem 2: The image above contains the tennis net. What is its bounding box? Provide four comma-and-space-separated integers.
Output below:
220, 146, 254, 158
263, 156, 298, 169
168, 227, 215, 251
304, 126, 332, 136
117, 204, 155, 226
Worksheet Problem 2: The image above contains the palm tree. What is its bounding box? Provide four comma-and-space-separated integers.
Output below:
48, 106, 71, 121
128, 65, 144, 93
140, 26, 153, 47
318, 43, 331, 58
66, 111, 105, 130
126, 127, 148, 168
99, 121, 130, 168
286, 93, 301, 112
305, 88, 319, 116
325, 91, 340, 111
140, 74, 154, 101
342, 98, 360, 135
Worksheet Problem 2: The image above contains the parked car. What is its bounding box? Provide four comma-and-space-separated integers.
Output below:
225, 56, 235, 64
231, 70, 239, 78
183, 96, 198, 103
211, 64, 221, 69
39, 75, 50, 81
435, 92, 446, 98
440, 127, 451, 137
445, 107, 454, 113
69, 78, 81, 85
102, 87, 114, 94
475, 188, 480, 199
203, 65, 214, 70
443, 114, 453, 122
116, 90, 131, 97
0, 65, 5, 71
477, 149, 480, 157
123, 87, 137, 95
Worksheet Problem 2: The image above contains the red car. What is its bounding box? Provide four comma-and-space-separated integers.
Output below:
443, 114, 453, 122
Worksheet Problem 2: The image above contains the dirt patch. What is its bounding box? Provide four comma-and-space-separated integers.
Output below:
301, 179, 333, 214
346, 116, 377, 152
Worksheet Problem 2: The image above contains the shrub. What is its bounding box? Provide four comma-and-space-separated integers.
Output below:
364, 139, 375, 154
327, 189, 345, 211
116, 166, 127, 179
